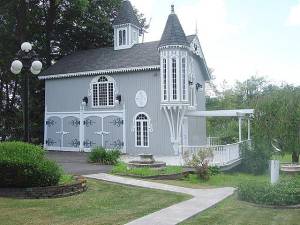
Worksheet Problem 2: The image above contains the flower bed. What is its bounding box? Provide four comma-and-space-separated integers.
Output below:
0, 176, 87, 199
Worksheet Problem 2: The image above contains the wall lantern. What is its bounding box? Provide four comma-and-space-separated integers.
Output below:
82, 96, 88, 107
196, 83, 203, 91
116, 94, 122, 105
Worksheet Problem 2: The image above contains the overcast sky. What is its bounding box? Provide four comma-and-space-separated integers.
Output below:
130, 0, 300, 86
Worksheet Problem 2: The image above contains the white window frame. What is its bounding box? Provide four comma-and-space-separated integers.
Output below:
181, 57, 188, 101
90, 75, 116, 108
118, 29, 127, 46
134, 112, 152, 148
170, 57, 179, 101
162, 58, 168, 101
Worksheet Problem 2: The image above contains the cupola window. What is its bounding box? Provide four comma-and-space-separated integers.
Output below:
182, 57, 187, 100
118, 29, 127, 46
171, 58, 177, 100
163, 58, 168, 101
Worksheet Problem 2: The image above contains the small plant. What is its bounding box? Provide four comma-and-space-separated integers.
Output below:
184, 148, 214, 181
88, 147, 121, 165
238, 178, 300, 206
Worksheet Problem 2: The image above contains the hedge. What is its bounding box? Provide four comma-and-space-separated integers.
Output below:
0, 142, 61, 188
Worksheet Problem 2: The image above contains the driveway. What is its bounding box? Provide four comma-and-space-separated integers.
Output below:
46, 151, 112, 175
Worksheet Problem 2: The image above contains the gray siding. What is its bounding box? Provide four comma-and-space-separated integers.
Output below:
46, 70, 174, 156
188, 54, 207, 146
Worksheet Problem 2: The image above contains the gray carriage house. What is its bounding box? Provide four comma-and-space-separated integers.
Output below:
39, 0, 253, 165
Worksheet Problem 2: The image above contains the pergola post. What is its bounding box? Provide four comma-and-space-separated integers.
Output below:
238, 117, 242, 142
247, 118, 251, 140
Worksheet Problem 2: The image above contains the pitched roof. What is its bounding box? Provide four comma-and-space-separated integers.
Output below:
113, 0, 141, 28
158, 8, 188, 48
39, 35, 200, 79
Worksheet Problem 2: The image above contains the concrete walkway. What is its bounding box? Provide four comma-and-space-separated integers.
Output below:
85, 173, 235, 225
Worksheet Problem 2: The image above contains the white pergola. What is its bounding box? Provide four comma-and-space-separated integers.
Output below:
186, 109, 254, 142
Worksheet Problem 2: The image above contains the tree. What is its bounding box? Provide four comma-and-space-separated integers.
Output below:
0, 0, 146, 143
255, 86, 300, 163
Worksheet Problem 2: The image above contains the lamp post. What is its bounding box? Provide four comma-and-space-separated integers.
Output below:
11, 42, 42, 142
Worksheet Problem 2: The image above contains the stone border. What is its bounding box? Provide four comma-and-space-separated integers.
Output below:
113, 171, 192, 180
0, 176, 87, 199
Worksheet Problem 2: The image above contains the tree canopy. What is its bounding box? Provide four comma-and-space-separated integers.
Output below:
0, 0, 146, 142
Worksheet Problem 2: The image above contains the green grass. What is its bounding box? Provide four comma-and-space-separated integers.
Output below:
153, 172, 269, 189
112, 162, 183, 177
0, 179, 189, 225
180, 195, 300, 225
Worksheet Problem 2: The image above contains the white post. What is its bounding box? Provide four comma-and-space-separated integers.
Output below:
270, 160, 280, 184
79, 105, 84, 152
238, 117, 242, 142
247, 118, 251, 140
43, 105, 48, 149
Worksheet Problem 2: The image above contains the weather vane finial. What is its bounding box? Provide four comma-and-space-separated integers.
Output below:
171, 4, 175, 14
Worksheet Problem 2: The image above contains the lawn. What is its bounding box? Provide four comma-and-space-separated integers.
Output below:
112, 162, 183, 177
153, 172, 269, 189
180, 195, 300, 225
0, 179, 189, 225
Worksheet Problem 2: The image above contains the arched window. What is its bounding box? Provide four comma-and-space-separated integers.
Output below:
163, 58, 168, 101
92, 75, 115, 107
135, 113, 149, 147
181, 57, 187, 100
171, 58, 177, 100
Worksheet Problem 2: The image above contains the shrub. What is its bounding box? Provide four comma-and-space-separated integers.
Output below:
238, 178, 300, 206
0, 142, 62, 188
208, 166, 220, 176
240, 141, 271, 175
184, 148, 214, 181
88, 147, 121, 165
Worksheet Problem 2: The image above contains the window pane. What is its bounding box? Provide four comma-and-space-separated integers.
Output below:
108, 83, 114, 105
123, 30, 126, 45
93, 84, 98, 106
172, 58, 177, 100
136, 114, 147, 120
136, 121, 141, 146
119, 30, 122, 46
143, 121, 148, 146
99, 83, 108, 106
182, 58, 186, 100
163, 59, 167, 100
98, 76, 108, 82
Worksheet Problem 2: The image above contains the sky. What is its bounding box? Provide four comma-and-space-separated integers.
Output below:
130, 0, 300, 86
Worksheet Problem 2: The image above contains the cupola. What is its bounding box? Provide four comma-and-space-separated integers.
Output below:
113, 0, 142, 50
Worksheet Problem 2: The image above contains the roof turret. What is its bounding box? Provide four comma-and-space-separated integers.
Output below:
158, 5, 188, 48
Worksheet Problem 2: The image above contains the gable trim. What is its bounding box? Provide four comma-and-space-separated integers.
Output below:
38, 65, 160, 80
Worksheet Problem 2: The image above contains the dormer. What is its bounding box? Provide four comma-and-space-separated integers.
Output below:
113, 0, 142, 50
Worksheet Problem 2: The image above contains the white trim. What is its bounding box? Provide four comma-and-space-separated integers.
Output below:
38, 65, 160, 80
